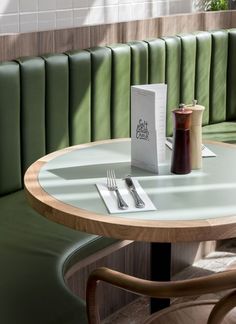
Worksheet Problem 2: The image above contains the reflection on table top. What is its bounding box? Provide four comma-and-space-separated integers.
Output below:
24, 139, 236, 243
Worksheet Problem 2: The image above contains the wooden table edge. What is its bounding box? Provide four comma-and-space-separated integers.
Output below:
24, 139, 236, 243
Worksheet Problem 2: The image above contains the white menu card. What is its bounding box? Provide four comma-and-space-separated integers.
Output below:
131, 84, 167, 173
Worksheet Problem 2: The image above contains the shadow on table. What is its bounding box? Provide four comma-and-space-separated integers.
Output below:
48, 162, 156, 180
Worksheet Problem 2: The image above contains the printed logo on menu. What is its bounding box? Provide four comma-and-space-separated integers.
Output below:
136, 119, 149, 140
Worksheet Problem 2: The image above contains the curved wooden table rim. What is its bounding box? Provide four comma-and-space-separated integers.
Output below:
24, 139, 236, 244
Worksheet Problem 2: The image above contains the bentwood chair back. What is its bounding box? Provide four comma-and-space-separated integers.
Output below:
86, 267, 236, 324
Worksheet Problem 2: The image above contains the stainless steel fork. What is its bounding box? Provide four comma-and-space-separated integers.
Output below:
107, 170, 128, 210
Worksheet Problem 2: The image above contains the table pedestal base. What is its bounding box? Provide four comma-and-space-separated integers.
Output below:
150, 242, 171, 313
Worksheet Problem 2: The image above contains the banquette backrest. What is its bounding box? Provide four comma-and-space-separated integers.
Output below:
1, 29, 236, 197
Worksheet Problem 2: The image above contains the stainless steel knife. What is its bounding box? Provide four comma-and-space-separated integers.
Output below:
125, 176, 145, 208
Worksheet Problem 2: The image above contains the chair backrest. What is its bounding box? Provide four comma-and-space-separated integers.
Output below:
86, 266, 236, 324
0, 29, 236, 196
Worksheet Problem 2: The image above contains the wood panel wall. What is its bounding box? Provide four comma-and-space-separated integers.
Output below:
0, 10, 235, 62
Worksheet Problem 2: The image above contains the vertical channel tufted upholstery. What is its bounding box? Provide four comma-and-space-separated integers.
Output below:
67, 50, 91, 145
164, 36, 181, 136
227, 30, 236, 121
89, 47, 112, 141
195, 32, 212, 125
146, 39, 166, 84
0, 62, 21, 195
1, 29, 236, 198
129, 41, 149, 85
17, 57, 46, 174
179, 34, 196, 105
108, 44, 131, 138
43, 54, 69, 153
210, 30, 228, 124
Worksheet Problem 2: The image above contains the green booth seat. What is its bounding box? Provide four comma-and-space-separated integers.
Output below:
1, 28, 236, 324
0, 190, 116, 324
203, 122, 236, 144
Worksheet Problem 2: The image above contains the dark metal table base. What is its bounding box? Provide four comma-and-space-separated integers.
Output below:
150, 242, 171, 313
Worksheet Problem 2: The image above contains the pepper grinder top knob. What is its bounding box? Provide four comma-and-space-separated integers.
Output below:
192, 99, 197, 106
179, 103, 185, 110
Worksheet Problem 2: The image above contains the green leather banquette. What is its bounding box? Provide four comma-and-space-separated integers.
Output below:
0, 29, 236, 323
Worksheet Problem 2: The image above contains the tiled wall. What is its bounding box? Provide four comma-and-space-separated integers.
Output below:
0, 0, 194, 34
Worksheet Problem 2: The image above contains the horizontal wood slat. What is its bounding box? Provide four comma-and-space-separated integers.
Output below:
0, 11, 235, 62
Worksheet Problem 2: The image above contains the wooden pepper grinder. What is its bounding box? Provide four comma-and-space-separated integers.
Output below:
171, 104, 192, 174
189, 100, 205, 170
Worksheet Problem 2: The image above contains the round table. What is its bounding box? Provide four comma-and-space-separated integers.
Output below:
24, 138, 236, 312
24, 139, 236, 243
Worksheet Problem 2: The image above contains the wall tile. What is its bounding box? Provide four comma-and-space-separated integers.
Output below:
56, 0, 73, 10
56, 9, 73, 29
73, 0, 88, 9
38, 11, 56, 31
19, 0, 37, 12
133, 0, 150, 3
119, 0, 132, 4
104, 5, 118, 23
74, 8, 90, 26
169, 0, 192, 14
108, 0, 119, 4
0, 0, 19, 14
88, 0, 119, 6
0, 0, 195, 35
0, 13, 19, 33
20, 12, 38, 32
38, 0, 56, 11
88, 6, 105, 25
152, 1, 170, 17
132, 2, 151, 20
118, 4, 132, 22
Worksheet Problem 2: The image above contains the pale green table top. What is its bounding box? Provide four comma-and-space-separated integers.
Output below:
38, 140, 236, 222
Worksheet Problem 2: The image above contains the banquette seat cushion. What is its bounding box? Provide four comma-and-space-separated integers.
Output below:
202, 121, 236, 143
0, 191, 116, 323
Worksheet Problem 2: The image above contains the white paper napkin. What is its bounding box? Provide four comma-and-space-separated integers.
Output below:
96, 178, 156, 214
165, 137, 216, 157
